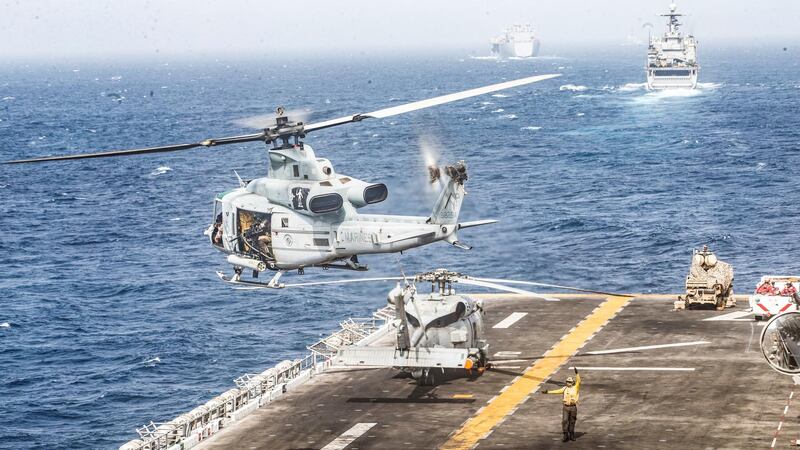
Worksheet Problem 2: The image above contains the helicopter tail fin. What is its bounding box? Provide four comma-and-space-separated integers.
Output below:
428, 162, 468, 226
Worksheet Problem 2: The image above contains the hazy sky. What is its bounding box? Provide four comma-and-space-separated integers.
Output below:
1, 0, 798, 59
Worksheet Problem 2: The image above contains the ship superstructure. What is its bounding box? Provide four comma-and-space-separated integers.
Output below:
491, 24, 540, 58
646, 3, 698, 89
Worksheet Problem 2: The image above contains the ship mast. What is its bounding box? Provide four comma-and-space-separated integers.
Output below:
661, 3, 683, 36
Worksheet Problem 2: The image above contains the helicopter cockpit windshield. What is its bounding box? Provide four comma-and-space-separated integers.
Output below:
211, 200, 224, 249
237, 209, 274, 261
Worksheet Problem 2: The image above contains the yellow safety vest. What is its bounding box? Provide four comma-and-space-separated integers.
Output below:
547, 373, 581, 405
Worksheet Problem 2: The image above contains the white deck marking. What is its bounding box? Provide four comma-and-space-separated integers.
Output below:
493, 312, 528, 329
494, 351, 521, 357
771, 389, 794, 448
584, 340, 710, 355
568, 366, 695, 371
703, 311, 753, 321
321, 423, 377, 450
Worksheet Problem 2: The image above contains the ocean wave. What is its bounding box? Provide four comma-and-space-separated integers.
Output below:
697, 82, 723, 90
520, 126, 541, 131
491, 93, 508, 98
501, 114, 518, 119
143, 356, 161, 367
1, 322, 10, 328
469, 55, 499, 60
636, 88, 704, 102
152, 166, 172, 175
2, 96, 15, 101
491, 108, 505, 113
618, 82, 647, 92
559, 84, 588, 92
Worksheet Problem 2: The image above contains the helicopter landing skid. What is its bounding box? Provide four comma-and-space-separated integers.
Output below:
216, 270, 286, 289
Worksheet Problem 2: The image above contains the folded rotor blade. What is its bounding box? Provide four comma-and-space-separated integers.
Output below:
4, 132, 265, 164
304, 73, 561, 133
458, 278, 559, 301
473, 278, 632, 298
282, 276, 404, 288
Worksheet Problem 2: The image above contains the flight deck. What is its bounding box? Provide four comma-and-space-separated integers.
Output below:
193, 294, 793, 449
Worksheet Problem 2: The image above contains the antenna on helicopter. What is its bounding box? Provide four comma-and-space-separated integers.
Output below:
233, 170, 246, 188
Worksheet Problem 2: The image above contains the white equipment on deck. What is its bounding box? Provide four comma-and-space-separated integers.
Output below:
750, 276, 800, 321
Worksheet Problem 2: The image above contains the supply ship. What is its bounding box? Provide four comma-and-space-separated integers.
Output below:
646, 3, 699, 89
491, 24, 540, 58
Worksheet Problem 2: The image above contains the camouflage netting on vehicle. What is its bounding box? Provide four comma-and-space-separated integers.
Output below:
689, 259, 733, 288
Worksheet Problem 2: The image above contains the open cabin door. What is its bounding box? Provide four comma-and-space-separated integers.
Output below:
236, 208, 274, 262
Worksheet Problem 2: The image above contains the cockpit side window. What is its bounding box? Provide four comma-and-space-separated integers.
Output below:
211, 200, 224, 248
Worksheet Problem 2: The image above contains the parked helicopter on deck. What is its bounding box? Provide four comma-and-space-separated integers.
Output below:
6, 74, 560, 286
239, 268, 628, 385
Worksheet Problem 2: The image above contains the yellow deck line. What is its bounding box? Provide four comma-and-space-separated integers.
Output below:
440, 295, 631, 450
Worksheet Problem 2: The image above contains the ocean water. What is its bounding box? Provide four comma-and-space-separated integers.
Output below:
1, 47, 799, 449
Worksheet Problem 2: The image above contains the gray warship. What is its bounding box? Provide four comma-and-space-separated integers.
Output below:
646, 3, 699, 89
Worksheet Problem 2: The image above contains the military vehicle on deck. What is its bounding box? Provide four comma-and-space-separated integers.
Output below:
675, 245, 734, 310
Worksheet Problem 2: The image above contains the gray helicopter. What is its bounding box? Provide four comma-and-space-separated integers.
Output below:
6, 75, 560, 287
259, 268, 621, 385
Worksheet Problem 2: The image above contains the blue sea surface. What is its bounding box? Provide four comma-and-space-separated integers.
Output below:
1, 47, 799, 449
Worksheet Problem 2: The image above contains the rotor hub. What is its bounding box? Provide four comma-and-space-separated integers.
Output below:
264, 110, 306, 150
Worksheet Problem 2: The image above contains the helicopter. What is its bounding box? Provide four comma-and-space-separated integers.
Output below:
253, 268, 626, 385
6, 74, 560, 287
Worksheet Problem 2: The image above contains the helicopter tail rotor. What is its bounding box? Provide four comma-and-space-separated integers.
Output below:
419, 134, 444, 186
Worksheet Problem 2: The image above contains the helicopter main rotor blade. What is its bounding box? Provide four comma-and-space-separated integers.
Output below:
7, 74, 559, 164
304, 73, 561, 133
457, 278, 559, 301
282, 276, 404, 288
472, 277, 633, 298
4, 132, 266, 164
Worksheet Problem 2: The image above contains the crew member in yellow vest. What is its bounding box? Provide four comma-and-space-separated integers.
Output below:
541, 367, 581, 442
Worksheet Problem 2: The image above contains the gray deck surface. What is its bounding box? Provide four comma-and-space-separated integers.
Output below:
200, 295, 795, 449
